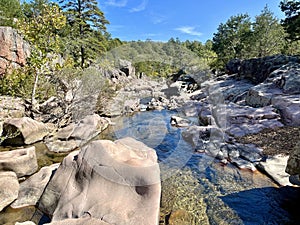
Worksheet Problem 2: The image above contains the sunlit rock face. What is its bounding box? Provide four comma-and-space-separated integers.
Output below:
0, 26, 30, 76
39, 137, 161, 225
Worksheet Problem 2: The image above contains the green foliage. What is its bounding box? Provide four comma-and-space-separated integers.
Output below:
212, 14, 252, 67
251, 6, 286, 57
16, 1, 67, 105
280, 0, 300, 41
283, 40, 300, 55
183, 40, 217, 68
0, 68, 33, 98
58, 0, 109, 68
18, 2, 66, 56
211, 6, 296, 69
134, 61, 177, 77
100, 40, 211, 78
0, 0, 23, 27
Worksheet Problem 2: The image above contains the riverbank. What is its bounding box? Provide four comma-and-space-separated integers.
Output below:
0, 54, 300, 224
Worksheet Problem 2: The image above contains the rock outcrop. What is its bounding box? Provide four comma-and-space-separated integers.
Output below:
226, 55, 299, 84
258, 154, 292, 186
46, 114, 110, 153
0, 96, 25, 119
245, 62, 300, 126
0, 26, 30, 76
39, 137, 161, 225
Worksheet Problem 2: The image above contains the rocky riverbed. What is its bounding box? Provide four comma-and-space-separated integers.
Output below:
0, 55, 300, 224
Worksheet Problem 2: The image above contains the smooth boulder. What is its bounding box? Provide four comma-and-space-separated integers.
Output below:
0, 171, 19, 211
0, 146, 38, 177
39, 137, 161, 225
45, 217, 111, 225
46, 114, 109, 152
2, 117, 49, 145
258, 154, 292, 186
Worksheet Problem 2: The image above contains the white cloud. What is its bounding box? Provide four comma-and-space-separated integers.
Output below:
152, 15, 167, 24
175, 26, 203, 36
105, 0, 128, 7
130, 0, 148, 12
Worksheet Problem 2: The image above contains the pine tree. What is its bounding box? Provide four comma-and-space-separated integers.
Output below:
280, 0, 300, 41
59, 0, 109, 68
0, 0, 22, 27
251, 6, 286, 57
212, 14, 252, 67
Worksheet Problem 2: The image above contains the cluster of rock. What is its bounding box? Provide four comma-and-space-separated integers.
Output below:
0, 93, 162, 224
167, 55, 300, 186
95, 54, 300, 187
0, 109, 161, 224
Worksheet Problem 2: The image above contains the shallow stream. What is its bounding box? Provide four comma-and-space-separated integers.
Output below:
0, 110, 299, 225
100, 110, 300, 225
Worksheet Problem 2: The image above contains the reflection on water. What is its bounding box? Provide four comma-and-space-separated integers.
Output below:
100, 110, 300, 225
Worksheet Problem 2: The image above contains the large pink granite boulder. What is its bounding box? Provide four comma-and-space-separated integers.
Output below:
39, 137, 161, 225
0, 26, 30, 75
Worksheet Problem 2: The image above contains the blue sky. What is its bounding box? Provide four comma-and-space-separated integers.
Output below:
98, 0, 285, 42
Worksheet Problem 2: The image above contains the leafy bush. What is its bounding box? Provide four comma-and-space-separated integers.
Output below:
0, 68, 33, 98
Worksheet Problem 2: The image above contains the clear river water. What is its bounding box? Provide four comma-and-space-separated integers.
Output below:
0, 110, 300, 225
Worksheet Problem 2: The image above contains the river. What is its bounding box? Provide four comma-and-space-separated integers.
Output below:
0, 110, 299, 224
100, 110, 300, 225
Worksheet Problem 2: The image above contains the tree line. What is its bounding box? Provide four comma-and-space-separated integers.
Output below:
0, 0, 299, 103
212, 1, 300, 69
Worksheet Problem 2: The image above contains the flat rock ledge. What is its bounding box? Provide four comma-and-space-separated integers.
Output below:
46, 114, 110, 153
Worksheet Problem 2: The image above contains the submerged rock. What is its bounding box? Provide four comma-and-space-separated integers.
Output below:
39, 137, 161, 225
0, 146, 38, 177
0, 171, 19, 212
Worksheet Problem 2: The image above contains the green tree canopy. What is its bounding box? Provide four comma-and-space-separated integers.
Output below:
280, 0, 300, 41
251, 6, 286, 57
17, 1, 66, 106
0, 0, 22, 27
59, 0, 109, 68
212, 14, 252, 67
